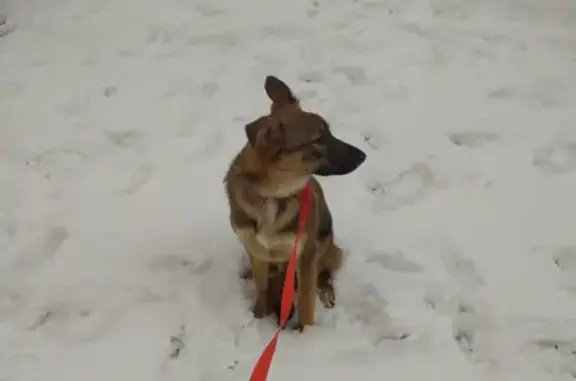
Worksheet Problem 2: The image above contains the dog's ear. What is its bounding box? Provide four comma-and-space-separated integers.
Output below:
245, 117, 266, 147
264, 76, 298, 107
245, 117, 284, 153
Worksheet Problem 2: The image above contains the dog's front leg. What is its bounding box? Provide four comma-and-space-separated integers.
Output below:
250, 255, 270, 318
235, 228, 272, 319
295, 253, 318, 330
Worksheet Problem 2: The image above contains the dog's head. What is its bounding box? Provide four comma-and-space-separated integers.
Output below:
243, 76, 366, 196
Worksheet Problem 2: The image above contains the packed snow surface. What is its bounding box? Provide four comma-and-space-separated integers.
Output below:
1, 0, 576, 380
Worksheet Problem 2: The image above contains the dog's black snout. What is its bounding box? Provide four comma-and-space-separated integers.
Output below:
349, 145, 367, 169
334, 144, 366, 175
314, 135, 367, 176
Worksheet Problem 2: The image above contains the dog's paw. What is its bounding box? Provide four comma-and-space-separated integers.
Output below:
290, 321, 306, 333
317, 286, 336, 309
240, 266, 253, 280
317, 270, 336, 308
273, 303, 296, 327
252, 299, 271, 319
290, 318, 317, 332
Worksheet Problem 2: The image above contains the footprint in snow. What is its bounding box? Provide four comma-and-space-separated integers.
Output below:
365, 250, 424, 274
548, 246, 576, 294
0, 82, 24, 102
444, 251, 490, 364
552, 246, 576, 275
148, 254, 213, 276
298, 70, 323, 83
333, 273, 411, 345
195, 4, 225, 17
26, 296, 132, 343
3, 226, 69, 278
369, 162, 435, 212
0, 213, 17, 246
0, 15, 15, 39
104, 130, 142, 148
487, 86, 521, 101
533, 140, 576, 175
0, 226, 68, 321
532, 338, 576, 378
260, 25, 309, 39
448, 131, 498, 149
27, 149, 87, 180
361, 131, 384, 151
188, 130, 224, 160
29, 302, 91, 332
423, 244, 490, 364
102, 85, 118, 97
118, 164, 153, 195
332, 66, 367, 86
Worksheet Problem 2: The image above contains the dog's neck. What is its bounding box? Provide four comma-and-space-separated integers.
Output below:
257, 176, 309, 199
242, 177, 309, 207
230, 145, 309, 206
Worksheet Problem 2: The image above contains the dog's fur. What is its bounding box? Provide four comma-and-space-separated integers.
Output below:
224, 76, 366, 330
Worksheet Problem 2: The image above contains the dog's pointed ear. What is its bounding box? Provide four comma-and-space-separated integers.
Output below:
245, 117, 266, 147
245, 117, 284, 153
264, 76, 298, 107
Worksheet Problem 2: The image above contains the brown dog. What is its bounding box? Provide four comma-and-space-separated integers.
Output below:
224, 76, 366, 330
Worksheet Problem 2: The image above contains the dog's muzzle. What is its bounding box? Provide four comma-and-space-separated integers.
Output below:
315, 134, 367, 176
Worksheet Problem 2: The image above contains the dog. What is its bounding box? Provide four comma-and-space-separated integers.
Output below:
224, 75, 366, 330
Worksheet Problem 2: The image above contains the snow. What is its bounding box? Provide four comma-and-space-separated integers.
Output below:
1, 0, 576, 379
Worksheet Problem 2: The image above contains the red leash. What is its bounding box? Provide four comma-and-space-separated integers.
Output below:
249, 183, 313, 381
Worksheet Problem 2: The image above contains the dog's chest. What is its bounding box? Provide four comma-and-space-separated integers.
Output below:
254, 199, 302, 259
258, 199, 279, 230
255, 199, 282, 248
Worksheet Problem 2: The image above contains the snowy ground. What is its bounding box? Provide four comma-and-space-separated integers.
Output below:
1, 0, 576, 380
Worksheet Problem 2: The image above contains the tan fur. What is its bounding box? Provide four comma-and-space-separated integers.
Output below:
224, 76, 346, 330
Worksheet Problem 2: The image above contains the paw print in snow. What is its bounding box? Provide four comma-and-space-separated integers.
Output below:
533, 141, 576, 175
